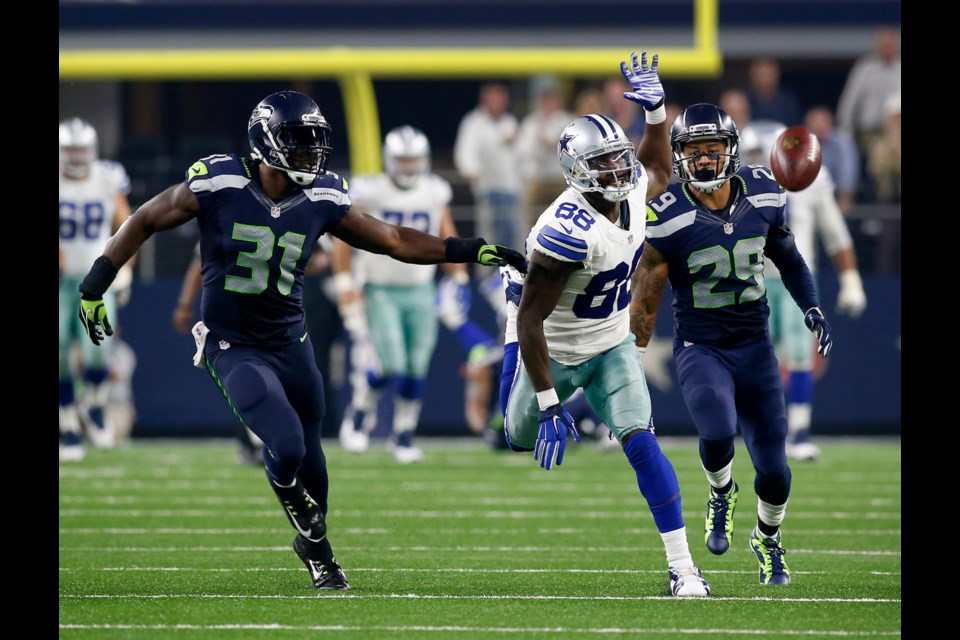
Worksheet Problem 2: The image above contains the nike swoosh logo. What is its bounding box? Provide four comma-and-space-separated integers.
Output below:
558, 222, 575, 234
300, 332, 309, 343
284, 504, 324, 542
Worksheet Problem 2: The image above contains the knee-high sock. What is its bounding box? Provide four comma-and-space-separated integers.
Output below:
623, 430, 684, 534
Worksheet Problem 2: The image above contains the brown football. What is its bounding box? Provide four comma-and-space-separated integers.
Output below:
770, 125, 822, 192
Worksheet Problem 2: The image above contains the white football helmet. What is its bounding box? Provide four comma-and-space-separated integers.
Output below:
59, 117, 98, 179
557, 114, 639, 202
383, 126, 430, 189
739, 120, 787, 168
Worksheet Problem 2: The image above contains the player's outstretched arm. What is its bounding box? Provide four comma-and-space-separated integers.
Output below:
331, 207, 526, 271
630, 242, 669, 348
79, 183, 200, 346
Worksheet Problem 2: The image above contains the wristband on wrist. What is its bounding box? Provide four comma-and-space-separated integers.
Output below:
839, 269, 863, 290
332, 272, 355, 295
78, 255, 119, 299
445, 237, 486, 263
637, 346, 647, 354
536, 388, 560, 411
645, 103, 666, 124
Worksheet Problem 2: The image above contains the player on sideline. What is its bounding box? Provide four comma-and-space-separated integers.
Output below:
741, 121, 867, 461
59, 117, 134, 460
75, 91, 526, 590
333, 125, 489, 462
503, 52, 711, 597
632, 103, 834, 585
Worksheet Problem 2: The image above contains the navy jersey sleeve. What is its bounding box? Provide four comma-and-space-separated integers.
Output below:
308, 171, 352, 232
185, 154, 253, 215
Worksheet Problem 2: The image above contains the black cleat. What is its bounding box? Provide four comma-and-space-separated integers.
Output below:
293, 535, 350, 590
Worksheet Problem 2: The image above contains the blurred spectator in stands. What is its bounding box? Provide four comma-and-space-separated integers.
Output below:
868, 93, 901, 274
516, 85, 573, 230
601, 77, 645, 145
573, 86, 603, 117
805, 105, 860, 215
746, 57, 802, 126
868, 94, 901, 205
719, 89, 752, 131
837, 27, 901, 160
454, 82, 522, 250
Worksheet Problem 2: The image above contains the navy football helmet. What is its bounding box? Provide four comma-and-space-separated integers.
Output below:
558, 114, 639, 202
670, 103, 740, 193
248, 91, 332, 186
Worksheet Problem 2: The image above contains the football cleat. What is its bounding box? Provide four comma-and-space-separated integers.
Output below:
705, 482, 739, 555
293, 535, 350, 590
59, 443, 86, 462
749, 528, 791, 585
668, 565, 711, 597
269, 475, 327, 542
786, 442, 821, 462
338, 407, 371, 453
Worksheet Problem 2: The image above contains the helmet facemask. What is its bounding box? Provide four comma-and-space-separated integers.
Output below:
575, 146, 639, 202
262, 118, 331, 186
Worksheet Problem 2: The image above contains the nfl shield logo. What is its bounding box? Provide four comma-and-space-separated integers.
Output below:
723, 222, 733, 235
271, 205, 282, 219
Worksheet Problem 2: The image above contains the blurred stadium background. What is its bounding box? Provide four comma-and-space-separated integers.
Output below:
59, 0, 901, 440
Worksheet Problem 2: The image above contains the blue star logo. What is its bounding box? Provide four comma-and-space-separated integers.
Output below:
559, 133, 575, 152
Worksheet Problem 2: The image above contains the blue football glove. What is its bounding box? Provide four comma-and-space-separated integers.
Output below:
620, 51, 665, 110
78, 296, 113, 346
500, 266, 524, 308
804, 307, 833, 358
534, 404, 580, 470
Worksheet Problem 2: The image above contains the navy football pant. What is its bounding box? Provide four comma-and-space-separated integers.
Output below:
675, 340, 791, 506
206, 334, 329, 513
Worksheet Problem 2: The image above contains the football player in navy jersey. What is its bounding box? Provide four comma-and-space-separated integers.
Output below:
75, 90, 526, 591
631, 103, 834, 586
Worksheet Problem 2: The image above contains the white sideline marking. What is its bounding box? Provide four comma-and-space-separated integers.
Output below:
57, 508, 901, 520
60, 567, 901, 577
57, 623, 901, 636
58, 526, 901, 537
58, 545, 901, 556
59, 593, 901, 603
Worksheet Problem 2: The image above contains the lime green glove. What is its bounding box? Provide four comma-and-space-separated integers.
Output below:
477, 244, 528, 273
78, 296, 113, 346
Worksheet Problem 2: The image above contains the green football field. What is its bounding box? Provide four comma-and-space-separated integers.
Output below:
59, 436, 900, 639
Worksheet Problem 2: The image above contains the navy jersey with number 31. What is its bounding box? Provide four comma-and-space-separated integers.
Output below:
186, 154, 351, 346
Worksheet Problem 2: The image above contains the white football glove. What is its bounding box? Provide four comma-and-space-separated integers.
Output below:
836, 270, 867, 319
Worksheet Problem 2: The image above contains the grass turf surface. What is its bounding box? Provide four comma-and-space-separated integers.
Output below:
60, 436, 900, 639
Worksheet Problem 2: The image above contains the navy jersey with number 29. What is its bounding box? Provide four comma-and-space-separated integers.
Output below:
644, 165, 803, 348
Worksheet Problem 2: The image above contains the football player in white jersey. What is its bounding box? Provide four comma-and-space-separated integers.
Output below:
500, 52, 710, 597
333, 126, 491, 463
59, 118, 134, 460
741, 121, 867, 461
